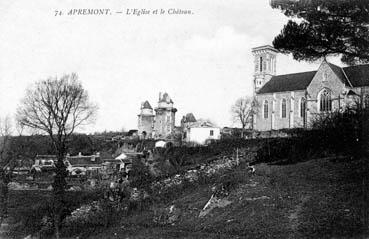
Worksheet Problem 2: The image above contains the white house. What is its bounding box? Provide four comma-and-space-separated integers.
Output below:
183, 120, 221, 145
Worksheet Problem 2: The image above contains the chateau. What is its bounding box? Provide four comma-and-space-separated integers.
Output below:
252, 45, 369, 131
137, 92, 177, 139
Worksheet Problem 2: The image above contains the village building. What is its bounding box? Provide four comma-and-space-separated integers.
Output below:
65, 152, 103, 176
182, 119, 221, 145
252, 45, 369, 131
137, 92, 177, 139
180, 113, 197, 128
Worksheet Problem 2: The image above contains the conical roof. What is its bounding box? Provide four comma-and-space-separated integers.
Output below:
142, 101, 152, 109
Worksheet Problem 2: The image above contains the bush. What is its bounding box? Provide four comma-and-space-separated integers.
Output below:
62, 199, 121, 237
7, 190, 105, 238
254, 107, 367, 164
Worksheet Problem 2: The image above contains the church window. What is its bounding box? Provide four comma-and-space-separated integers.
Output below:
300, 98, 306, 118
260, 57, 263, 72
281, 99, 287, 118
364, 94, 369, 108
319, 89, 332, 112
263, 100, 268, 119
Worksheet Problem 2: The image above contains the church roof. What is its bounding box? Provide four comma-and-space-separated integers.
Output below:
257, 63, 369, 94
258, 71, 317, 94
327, 62, 351, 86
343, 64, 369, 87
142, 101, 152, 109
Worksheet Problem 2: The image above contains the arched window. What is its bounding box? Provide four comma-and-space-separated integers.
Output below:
300, 98, 306, 118
259, 57, 263, 72
364, 94, 369, 108
263, 100, 268, 119
319, 89, 332, 112
281, 99, 287, 118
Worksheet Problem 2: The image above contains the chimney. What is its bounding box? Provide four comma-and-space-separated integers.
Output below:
78, 152, 82, 157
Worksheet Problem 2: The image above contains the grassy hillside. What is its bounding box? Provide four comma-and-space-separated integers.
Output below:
89, 157, 369, 239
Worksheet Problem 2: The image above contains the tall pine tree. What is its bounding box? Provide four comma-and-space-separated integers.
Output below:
271, 0, 369, 65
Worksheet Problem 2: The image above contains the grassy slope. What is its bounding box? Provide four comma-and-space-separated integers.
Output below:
91, 158, 369, 239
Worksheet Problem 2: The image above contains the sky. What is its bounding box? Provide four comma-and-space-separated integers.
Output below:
0, 0, 345, 133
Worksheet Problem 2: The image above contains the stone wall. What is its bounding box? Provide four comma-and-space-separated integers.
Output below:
154, 109, 176, 138
138, 115, 154, 137
305, 61, 346, 126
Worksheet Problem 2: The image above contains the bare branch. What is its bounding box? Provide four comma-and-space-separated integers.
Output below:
16, 73, 97, 153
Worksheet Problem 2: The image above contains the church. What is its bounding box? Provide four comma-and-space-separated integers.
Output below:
252, 45, 369, 131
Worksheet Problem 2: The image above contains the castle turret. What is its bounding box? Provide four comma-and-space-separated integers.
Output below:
138, 100, 155, 138
252, 45, 278, 93
154, 92, 177, 138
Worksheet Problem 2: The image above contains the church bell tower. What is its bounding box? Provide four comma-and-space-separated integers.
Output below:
251, 45, 278, 94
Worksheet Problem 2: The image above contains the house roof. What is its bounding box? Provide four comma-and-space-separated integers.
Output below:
187, 120, 217, 128
258, 71, 317, 94
67, 155, 102, 166
115, 153, 127, 160
182, 113, 197, 123
257, 63, 369, 94
35, 155, 57, 161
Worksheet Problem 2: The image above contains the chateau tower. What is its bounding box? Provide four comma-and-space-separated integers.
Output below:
252, 45, 278, 93
137, 101, 155, 138
154, 92, 177, 138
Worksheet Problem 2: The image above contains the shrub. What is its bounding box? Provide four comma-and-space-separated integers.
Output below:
7, 190, 105, 238
62, 199, 121, 237
254, 107, 368, 164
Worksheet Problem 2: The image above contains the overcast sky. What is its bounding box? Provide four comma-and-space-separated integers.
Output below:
0, 0, 344, 133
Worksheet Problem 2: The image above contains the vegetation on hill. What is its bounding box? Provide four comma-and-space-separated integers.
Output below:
2, 106, 369, 238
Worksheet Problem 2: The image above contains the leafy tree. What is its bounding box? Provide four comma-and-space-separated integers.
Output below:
16, 73, 97, 238
231, 96, 257, 137
270, 0, 369, 65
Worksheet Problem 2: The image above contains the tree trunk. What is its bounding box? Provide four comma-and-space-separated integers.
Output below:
54, 214, 60, 239
52, 150, 67, 239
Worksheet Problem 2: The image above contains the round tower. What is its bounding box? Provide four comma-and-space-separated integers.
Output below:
137, 101, 155, 138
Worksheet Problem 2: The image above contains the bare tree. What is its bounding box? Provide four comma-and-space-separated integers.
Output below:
231, 96, 257, 137
16, 73, 97, 238
0, 116, 12, 225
